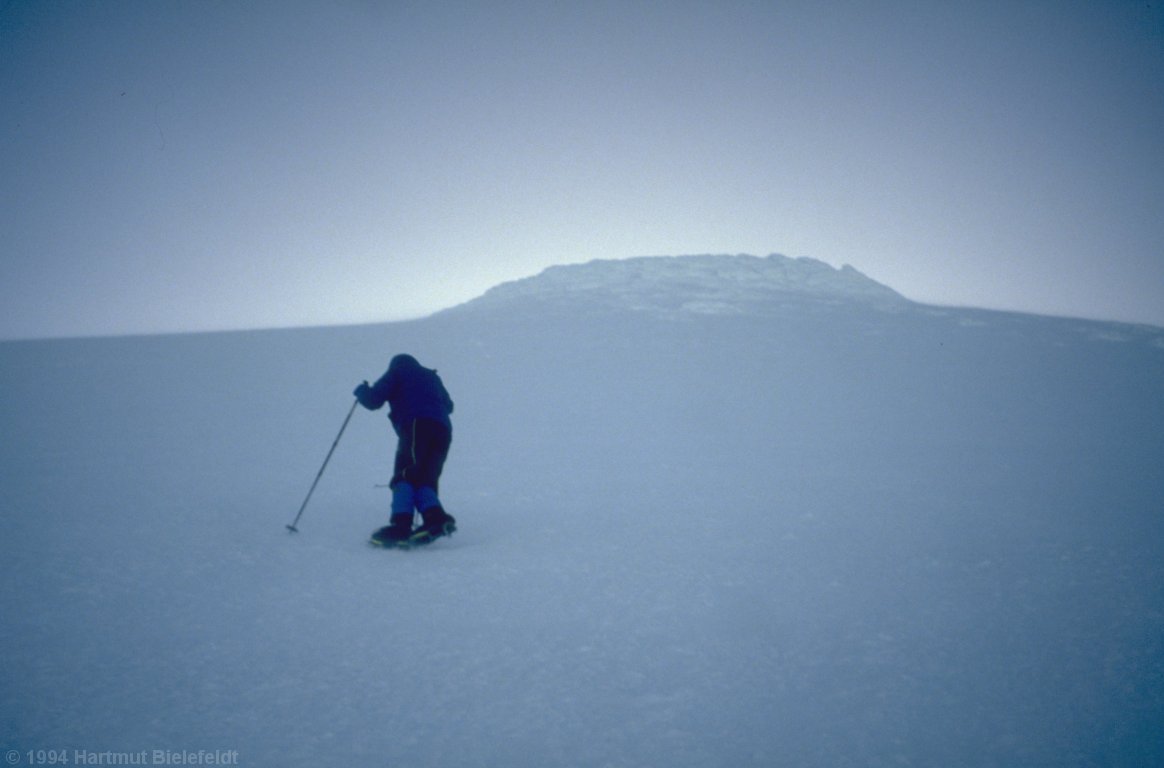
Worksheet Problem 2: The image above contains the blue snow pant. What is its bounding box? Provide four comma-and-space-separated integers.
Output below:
390, 417, 451, 516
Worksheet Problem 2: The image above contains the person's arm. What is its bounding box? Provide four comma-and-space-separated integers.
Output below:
353, 374, 389, 410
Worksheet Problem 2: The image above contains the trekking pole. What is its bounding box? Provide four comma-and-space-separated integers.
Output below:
286, 398, 359, 533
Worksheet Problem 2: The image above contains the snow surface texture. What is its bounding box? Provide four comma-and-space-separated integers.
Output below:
2, 255, 1163, 767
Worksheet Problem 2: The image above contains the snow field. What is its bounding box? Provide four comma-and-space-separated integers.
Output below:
3, 264, 1163, 766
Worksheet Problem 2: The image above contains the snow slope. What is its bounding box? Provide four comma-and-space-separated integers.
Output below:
2, 256, 1163, 767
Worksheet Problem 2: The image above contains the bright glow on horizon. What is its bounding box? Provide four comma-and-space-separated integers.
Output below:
2, 1, 1162, 339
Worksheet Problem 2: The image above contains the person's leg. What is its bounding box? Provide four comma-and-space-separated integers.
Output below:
407, 419, 456, 538
372, 427, 420, 545
403, 419, 451, 506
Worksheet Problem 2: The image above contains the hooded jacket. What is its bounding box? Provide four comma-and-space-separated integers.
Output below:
358, 354, 454, 432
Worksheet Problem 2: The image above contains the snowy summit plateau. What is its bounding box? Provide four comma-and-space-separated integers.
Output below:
2, 253, 1162, 767
456, 252, 905, 315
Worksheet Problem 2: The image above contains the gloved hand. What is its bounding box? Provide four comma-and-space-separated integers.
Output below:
353, 380, 373, 408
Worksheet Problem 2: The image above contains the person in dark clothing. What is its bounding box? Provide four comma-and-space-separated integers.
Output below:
354, 354, 457, 547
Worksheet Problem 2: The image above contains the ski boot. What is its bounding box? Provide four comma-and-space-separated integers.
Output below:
409, 506, 456, 546
370, 514, 415, 548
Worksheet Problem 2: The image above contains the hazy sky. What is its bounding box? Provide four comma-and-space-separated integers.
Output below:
3, 0, 1162, 339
